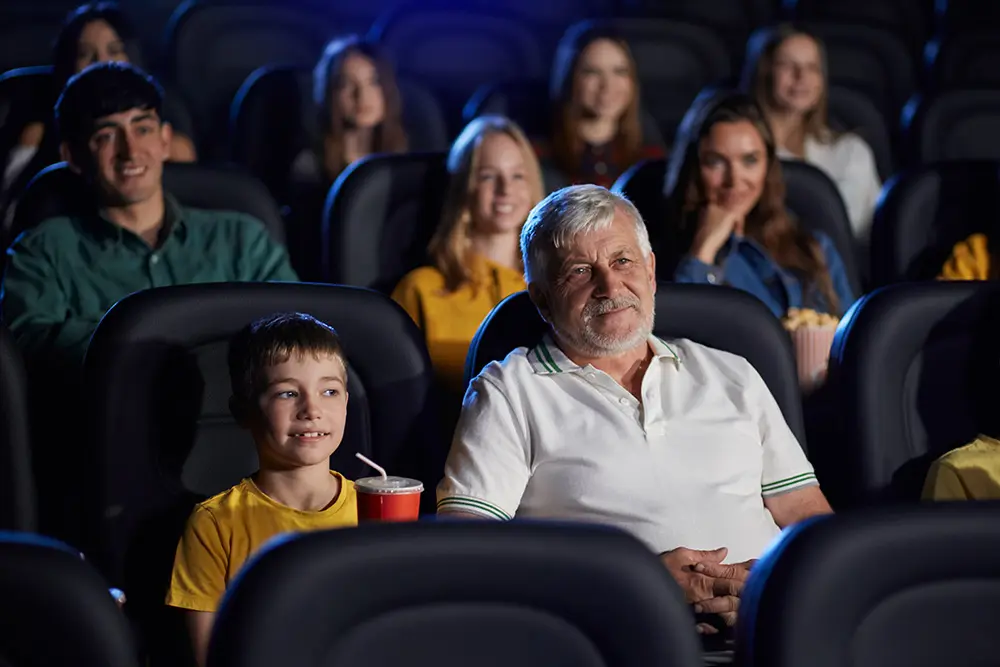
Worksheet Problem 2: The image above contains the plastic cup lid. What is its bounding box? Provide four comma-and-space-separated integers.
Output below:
355, 476, 424, 494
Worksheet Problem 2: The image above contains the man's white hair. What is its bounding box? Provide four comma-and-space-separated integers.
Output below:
520, 184, 652, 286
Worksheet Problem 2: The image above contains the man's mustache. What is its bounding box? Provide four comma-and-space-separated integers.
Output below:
583, 295, 640, 320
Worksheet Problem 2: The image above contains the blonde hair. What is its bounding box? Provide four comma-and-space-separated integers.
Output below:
429, 115, 545, 293
741, 24, 836, 144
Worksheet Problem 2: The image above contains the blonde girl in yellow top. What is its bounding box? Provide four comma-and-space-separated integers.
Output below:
392, 115, 544, 389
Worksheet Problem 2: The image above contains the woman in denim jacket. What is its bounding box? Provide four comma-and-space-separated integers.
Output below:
662, 90, 854, 318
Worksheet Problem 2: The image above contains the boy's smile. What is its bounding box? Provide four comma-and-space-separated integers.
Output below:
253, 352, 348, 469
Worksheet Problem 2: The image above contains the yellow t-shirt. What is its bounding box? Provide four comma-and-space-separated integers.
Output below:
166, 471, 357, 612
939, 234, 993, 281
391, 257, 526, 389
922, 436, 1000, 501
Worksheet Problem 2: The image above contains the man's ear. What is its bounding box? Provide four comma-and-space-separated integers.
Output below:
648, 250, 657, 294
527, 282, 552, 324
160, 120, 173, 153
59, 142, 81, 173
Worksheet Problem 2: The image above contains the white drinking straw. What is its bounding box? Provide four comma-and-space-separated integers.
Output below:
355, 452, 388, 480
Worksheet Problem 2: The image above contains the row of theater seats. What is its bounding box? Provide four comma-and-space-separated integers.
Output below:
2, 504, 998, 666
4, 152, 994, 292
6, 0, 1000, 69
1, 279, 996, 574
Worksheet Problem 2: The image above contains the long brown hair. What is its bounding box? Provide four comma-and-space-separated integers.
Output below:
549, 24, 643, 177
429, 115, 544, 293
313, 35, 408, 181
741, 24, 836, 144
664, 90, 840, 313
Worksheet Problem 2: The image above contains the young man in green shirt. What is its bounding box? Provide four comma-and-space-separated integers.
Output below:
0, 62, 298, 372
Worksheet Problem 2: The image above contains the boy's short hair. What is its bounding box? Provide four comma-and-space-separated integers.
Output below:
228, 312, 347, 408
55, 61, 164, 162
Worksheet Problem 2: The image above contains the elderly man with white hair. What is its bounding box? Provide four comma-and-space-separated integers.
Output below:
437, 184, 832, 629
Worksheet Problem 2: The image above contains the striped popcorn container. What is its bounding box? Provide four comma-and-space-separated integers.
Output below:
790, 325, 837, 393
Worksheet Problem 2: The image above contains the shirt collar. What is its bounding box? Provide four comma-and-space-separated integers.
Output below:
528, 332, 681, 375
87, 192, 187, 247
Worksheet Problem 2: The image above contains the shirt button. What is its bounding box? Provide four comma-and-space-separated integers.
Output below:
150, 254, 160, 265
706, 271, 718, 284
619, 397, 629, 405
586, 372, 596, 380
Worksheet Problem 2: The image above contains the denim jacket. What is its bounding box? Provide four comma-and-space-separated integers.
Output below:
674, 232, 855, 318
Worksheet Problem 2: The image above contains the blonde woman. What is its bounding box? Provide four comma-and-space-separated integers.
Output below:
392, 115, 544, 389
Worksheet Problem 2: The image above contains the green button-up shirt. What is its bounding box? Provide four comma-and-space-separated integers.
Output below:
1, 195, 298, 370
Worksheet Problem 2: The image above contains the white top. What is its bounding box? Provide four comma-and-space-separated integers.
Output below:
437, 335, 818, 563
778, 133, 882, 244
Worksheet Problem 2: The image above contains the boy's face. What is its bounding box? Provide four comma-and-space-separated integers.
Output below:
65, 106, 171, 207
251, 351, 348, 470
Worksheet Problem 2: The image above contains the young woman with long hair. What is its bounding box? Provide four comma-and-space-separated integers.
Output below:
664, 91, 854, 318
741, 24, 880, 243
544, 25, 664, 188
392, 115, 544, 388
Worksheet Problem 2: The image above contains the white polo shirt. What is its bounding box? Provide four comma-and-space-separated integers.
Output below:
437, 335, 818, 563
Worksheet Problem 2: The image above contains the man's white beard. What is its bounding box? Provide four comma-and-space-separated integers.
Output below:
557, 297, 655, 357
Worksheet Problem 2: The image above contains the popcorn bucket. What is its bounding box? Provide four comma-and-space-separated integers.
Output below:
789, 326, 837, 393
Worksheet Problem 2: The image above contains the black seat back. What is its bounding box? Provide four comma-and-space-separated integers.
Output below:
903, 89, 1000, 163
936, 0, 1000, 35
323, 152, 449, 290
0, 326, 36, 532
736, 503, 1000, 667
369, 2, 547, 129
0, 532, 139, 667
619, 0, 774, 66
9, 162, 286, 247
803, 22, 915, 118
928, 33, 1000, 90
209, 521, 703, 667
465, 286, 806, 448
164, 0, 338, 157
84, 282, 440, 584
82, 282, 442, 665
0, 10, 63, 72
827, 281, 1000, 506
789, 0, 931, 57
0, 66, 54, 145
870, 160, 1000, 286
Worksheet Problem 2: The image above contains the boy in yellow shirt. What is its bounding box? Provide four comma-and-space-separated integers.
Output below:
166, 312, 357, 665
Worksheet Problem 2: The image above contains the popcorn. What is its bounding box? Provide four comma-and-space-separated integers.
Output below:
782, 307, 840, 331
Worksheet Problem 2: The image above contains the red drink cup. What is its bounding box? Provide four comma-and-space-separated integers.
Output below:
355, 476, 424, 523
